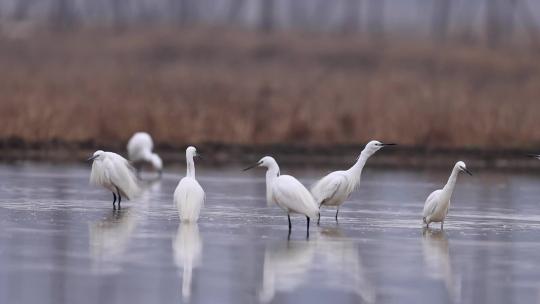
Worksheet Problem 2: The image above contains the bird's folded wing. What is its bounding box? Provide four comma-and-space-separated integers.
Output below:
274, 176, 318, 217
311, 174, 345, 205
423, 190, 440, 217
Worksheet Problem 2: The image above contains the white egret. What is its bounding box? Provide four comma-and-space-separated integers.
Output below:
311, 140, 395, 223
88, 150, 140, 209
244, 156, 319, 234
422, 161, 472, 229
127, 132, 163, 179
174, 146, 205, 222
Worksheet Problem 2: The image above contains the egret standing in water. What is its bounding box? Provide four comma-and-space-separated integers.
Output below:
88, 150, 140, 209
311, 140, 395, 224
244, 156, 319, 235
127, 132, 163, 179
174, 146, 205, 222
422, 161, 472, 229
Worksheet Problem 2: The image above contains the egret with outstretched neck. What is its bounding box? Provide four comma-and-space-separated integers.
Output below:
88, 150, 140, 209
127, 132, 163, 179
422, 161, 472, 229
244, 156, 319, 236
311, 140, 395, 224
174, 146, 205, 222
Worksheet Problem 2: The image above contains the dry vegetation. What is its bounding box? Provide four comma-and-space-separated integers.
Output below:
1, 27, 539, 152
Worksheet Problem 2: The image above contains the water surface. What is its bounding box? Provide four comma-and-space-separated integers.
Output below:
0, 163, 539, 304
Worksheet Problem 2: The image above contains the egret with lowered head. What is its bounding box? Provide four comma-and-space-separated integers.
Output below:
244, 156, 319, 235
423, 161, 472, 229
88, 150, 140, 209
127, 132, 163, 179
174, 146, 205, 222
311, 140, 395, 223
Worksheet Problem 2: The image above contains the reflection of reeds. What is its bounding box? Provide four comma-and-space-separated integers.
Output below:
1, 28, 539, 150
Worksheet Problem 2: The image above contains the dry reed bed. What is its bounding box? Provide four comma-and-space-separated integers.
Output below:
0, 28, 539, 151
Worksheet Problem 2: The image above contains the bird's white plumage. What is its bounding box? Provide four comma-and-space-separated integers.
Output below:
89, 150, 139, 200
422, 189, 449, 223
175, 177, 205, 222
272, 175, 319, 219
311, 171, 351, 207
174, 146, 205, 222
311, 140, 391, 212
422, 161, 470, 227
127, 132, 163, 171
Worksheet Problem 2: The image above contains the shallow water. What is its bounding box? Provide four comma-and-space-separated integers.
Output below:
0, 163, 540, 304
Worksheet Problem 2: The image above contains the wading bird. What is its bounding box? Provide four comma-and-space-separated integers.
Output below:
423, 161, 472, 229
174, 146, 205, 222
311, 140, 395, 224
244, 156, 319, 235
127, 132, 163, 179
88, 150, 140, 209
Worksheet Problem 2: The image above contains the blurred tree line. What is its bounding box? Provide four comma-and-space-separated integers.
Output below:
0, 0, 538, 48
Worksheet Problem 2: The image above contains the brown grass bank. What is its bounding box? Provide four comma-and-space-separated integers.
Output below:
0, 27, 539, 153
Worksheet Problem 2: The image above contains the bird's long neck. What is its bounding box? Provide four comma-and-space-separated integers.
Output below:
265, 163, 280, 203
347, 151, 371, 187
442, 166, 460, 199
186, 155, 195, 178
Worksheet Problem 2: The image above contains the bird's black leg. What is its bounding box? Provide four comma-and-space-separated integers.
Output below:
317, 212, 321, 225
335, 208, 339, 221
112, 192, 117, 210
115, 186, 122, 209
288, 214, 292, 231
306, 216, 310, 239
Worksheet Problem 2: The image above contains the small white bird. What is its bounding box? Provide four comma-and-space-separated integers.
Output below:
127, 132, 163, 179
311, 140, 395, 223
174, 146, 205, 222
422, 161, 472, 229
88, 150, 140, 209
244, 156, 319, 234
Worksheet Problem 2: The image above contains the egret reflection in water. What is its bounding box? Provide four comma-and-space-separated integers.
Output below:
259, 226, 375, 303
88, 182, 155, 273
314, 227, 376, 303
422, 229, 461, 301
173, 223, 203, 302
89, 208, 138, 272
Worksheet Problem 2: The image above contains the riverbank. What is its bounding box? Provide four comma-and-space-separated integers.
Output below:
2, 143, 540, 171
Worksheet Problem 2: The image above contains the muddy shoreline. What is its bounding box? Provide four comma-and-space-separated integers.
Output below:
1, 142, 540, 171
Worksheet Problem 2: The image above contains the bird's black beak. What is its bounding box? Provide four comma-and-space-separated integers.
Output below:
381, 143, 397, 147
243, 161, 261, 171
527, 154, 539, 158
463, 168, 473, 176
87, 155, 98, 162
